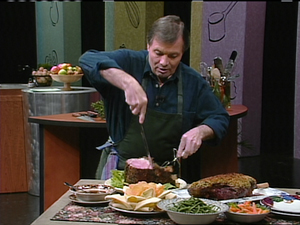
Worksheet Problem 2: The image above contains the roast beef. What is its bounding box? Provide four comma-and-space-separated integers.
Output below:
124, 158, 176, 185
187, 173, 257, 200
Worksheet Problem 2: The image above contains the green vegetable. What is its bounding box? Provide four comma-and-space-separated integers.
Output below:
91, 100, 105, 118
168, 197, 219, 214
163, 183, 176, 190
111, 170, 124, 188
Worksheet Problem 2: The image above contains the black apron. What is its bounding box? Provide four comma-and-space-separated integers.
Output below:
96, 69, 183, 180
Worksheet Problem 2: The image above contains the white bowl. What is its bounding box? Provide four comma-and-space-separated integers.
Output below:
225, 210, 269, 223
72, 184, 115, 202
157, 198, 229, 225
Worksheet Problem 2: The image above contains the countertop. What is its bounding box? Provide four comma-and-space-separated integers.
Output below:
0, 83, 29, 89
31, 179, 300, 225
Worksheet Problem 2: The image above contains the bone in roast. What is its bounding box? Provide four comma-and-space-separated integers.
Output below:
124, 158, 176, 185
187, 173, 257, 200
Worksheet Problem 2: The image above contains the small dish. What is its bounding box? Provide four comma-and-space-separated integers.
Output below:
69, 194, 110, 205
157, 198, 228, 225
225, 210, 270, 223
71, 184, 115, 202
225, 201, 270, 223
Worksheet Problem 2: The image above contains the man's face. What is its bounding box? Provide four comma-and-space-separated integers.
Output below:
147, 36, 184, 83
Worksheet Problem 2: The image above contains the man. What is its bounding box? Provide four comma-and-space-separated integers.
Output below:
79, 15, 230, 180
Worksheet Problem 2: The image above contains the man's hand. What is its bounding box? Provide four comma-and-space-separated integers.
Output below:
124, 81, 148, 124
177, 125, 215, 159
101, 68, 148, 124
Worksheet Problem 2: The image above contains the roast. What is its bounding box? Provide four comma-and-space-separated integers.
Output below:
187, 173, 257, 200
124, 158, 176, 185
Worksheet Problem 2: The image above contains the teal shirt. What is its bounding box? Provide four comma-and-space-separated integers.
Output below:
79, 49, 230, 144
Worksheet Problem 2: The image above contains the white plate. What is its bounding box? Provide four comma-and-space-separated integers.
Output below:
69, 194, 110, 205
272, 199, 300, 214
109, 204, 165, 215
271, 210, 300, 217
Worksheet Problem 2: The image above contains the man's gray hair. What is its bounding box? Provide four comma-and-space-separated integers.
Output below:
147, 15, 190, 52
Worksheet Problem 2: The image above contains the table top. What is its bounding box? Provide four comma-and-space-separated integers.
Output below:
28, 104, 248, 128
28, 112, 107, 128
31, 179, 300, 225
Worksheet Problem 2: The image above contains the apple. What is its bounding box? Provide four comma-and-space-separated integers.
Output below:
50, 66, 59, 74
58, 69, 67, 75
58, 63, 69, 70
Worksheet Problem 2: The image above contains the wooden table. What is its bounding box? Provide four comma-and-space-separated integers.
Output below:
28, 105, 248, 213
30, 179, 300, 225
29, 113, 109, 212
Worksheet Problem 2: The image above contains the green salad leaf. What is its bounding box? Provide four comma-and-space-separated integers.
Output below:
111, 170, 124, 188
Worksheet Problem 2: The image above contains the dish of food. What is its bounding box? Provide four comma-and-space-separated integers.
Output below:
261, 195, 300, 214
225, 200, 270, 223
69, 194, 110, 205
70, 184, 115, 202
157, 197, 228, 225
105, 177, 187, 191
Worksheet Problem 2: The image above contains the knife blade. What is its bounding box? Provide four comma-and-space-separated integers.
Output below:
77, 116, 95, 122
140, 124, 154, 168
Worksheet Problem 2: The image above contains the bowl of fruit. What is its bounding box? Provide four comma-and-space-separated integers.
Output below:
50, 63, 84, 91
32, 67, 53, 87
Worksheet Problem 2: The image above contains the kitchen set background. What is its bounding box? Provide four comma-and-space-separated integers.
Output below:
1, 1, 300, 173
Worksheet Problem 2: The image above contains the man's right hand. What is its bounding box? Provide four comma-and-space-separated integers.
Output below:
101, 68, 148, 124
124, 80, 148, 124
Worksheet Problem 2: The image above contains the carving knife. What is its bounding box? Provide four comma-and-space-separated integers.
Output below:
140, 124, 154, 168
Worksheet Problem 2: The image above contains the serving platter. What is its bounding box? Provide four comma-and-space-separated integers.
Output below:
109, 203, 165, 215
104, 177, 187, 193
69, 194, 110, 205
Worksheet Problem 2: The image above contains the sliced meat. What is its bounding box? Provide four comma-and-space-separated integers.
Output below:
124, 158, 176, 185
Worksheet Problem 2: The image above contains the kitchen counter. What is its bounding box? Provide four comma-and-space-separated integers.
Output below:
0, 83, 29, 89
29, 105, 248, 212
0, 84, 29, 193
30, 179, 300, 225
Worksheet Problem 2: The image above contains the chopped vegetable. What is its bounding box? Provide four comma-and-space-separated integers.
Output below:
168, 197, 219, 214
228, 201, 270, 214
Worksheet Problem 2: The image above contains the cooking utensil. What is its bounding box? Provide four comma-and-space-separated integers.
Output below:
161, 148, 181, 177
64, 182, 78, 191
162, 148, 179, 167
213, 57, 225, 75
224, 50, 238, 77
140, 124, 153, 167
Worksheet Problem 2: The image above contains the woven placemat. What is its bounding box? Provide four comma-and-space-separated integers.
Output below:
51, 201, 300, 225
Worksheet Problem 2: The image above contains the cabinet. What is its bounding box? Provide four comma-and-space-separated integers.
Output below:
0, 88, 28, 193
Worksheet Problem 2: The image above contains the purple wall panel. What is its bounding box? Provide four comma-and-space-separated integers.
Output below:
201, 1, 266, 156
